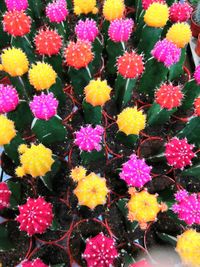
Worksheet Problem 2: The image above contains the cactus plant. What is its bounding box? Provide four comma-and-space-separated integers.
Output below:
21, 259, 48, 267
0, 182, 11, 210
0, 84, 19, 114
5, 0, 28, 11
169, 2, 193, 23
73, 0, 98, 15
46, 0, 68, 23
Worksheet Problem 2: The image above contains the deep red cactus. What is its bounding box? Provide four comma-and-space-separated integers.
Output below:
169, 2, 193, 23
0, 182, 11, 210
194, 97, 200, 116
3, 10, 31, 37
165, 137, 195, 170
34, 28, 62, 56
155, 83, 183, 110
16, 197, 53, 236
117, 51, 144, 79
83, 233, 118, 266
21, 258, 48, 267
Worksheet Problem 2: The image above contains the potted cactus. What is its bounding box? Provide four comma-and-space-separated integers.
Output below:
191, 1, 200, 38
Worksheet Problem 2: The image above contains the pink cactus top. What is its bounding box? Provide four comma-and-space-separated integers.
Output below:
0, 84, 19, 114
0, 182, 11, 210
46, 0, 68, 23
169, 2, 193, 23
108, 18, 134, 42
5, 0, 28, 11
75, 18, 99, 42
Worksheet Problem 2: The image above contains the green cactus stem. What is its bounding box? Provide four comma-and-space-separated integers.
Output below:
83, 100, 102, 125
31, 116, 67, 146
168, 48, 186, 81
4, 134, 25, 165
81, 149, 105, 166
49, 77, 66, 108
92, 37, 104, 74
181, 80, 200, 111
116, 131, 138, 148
115, 75, 137, 110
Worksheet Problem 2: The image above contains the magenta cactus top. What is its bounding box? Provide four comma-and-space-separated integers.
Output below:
165, 137, 195, 170
83, 233, 118, 266
194, 65, 200, 85
74, 125, 104, 152
151, 39, 181, 68
169, 2, 193, 23
0, 84, 19, 114
16, 197, 53, 236
108, 18, 134, 42
0, 182, 11, 210
120, 153, 152, 187
173, 190, 200, 225
29, 92, 58, 121
46, 0, 68, 23
75, 18, 99, 42
21, 259, 48, 267
5, 0, 28, 11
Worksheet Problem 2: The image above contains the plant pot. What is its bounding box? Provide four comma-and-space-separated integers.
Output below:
28, 243, 70, 266
191, 11, 200, 38
195, 33, 200, 56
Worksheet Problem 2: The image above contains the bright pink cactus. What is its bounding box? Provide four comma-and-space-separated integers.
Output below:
108, 18, 134, 43
119, 154, 152, 187
75, 19, 99, 42
83, 233, 118, 267
165, 137, 195, 170
5, 0, 28, 11
169, 2, 193, 23
16, 197, 53, 236
151, 39, 181, 68
0, 182, 11, 210
29, 92, 58, 120
46, 0, 68, 23
172, 190, 200, 225
0, 84, 19, 114
129, 259, 153, 267
21, 258, 48, 267
74, 125, 104, 152
142, 0, 165, 10
194, 65, 200, 85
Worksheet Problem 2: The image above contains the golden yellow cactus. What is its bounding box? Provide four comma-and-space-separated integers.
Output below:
70, 166, 87, 182
0, 47, 29, 77
103, 0, 125, 21
166, 22, 192, 48
28, 62, 57, 91
0, 115, 16, 146
74, 0, 98, 15
144, 3, 169, 28
116, 107, 146, 135
176, 229, 200, 267
127, 189, 165, 229
16, 144, 54, 177
74, 172, 109, 210
84, 78, 112, 107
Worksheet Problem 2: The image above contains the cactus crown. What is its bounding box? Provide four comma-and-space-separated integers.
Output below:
0, 115, 16, 146
117, 107, 146, 136
1, 47, 29, 77
172, 190, 200, 225
108, 18, 134, 43
117, 51, 144, 79
74, 0, 98, 15
84, 78, 112, 107
3, 10, 31, 37
34, 28, 62, 56
103, 0, 125, 21
70, 166, 87, 182
29, 92, 58, 120
194, 65, 200, 85
28, 62, 57, 91
176, 229, 200, 267
120, 153, 152, 188
170, 2, 193, 23
195, 2, 200, 25
155, 83, 183, 109
5, 0, 28, 11
144, 3, 169, 28
0, 182, 11, 210
75, 18, 99, 42
83, 233, 118, 266
0, 84, 19, 114
142, 0, 165, 10
21, 259, 48, 267
74, 125, 104, 152
74, 172, 109, 210
151, 39, 181, 68
46, 0, 68, 23
16, 143, 54, 178
16, 197, 53, 236
64, 39, 93, 69
165, 137, 195, 170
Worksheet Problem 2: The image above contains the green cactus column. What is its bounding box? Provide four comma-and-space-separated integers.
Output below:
181, 79, 200, 111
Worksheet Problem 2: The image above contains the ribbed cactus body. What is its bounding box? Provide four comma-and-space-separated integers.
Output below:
108, 18, 134, 42
0, 84, 19, 114
144, 3, 169, 28
46, 0, 68, 23
75, 19, 98, 42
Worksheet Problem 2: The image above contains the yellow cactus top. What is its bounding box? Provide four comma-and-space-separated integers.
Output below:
28, 62, 57, 91
144, 3, 169, 28
15, 144, 54, 178
84, 78, 112, 107
0, 47, 29, 77
74, 172, 109, 210
70, 166, 87, 182
0, 115, 16, 146
166, 22, 192, 48
103, 0, 125, 21
127, 189, 163, 229
116, 107, 146, 136
176, 229, 200, 267
74, 0, 98, 15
